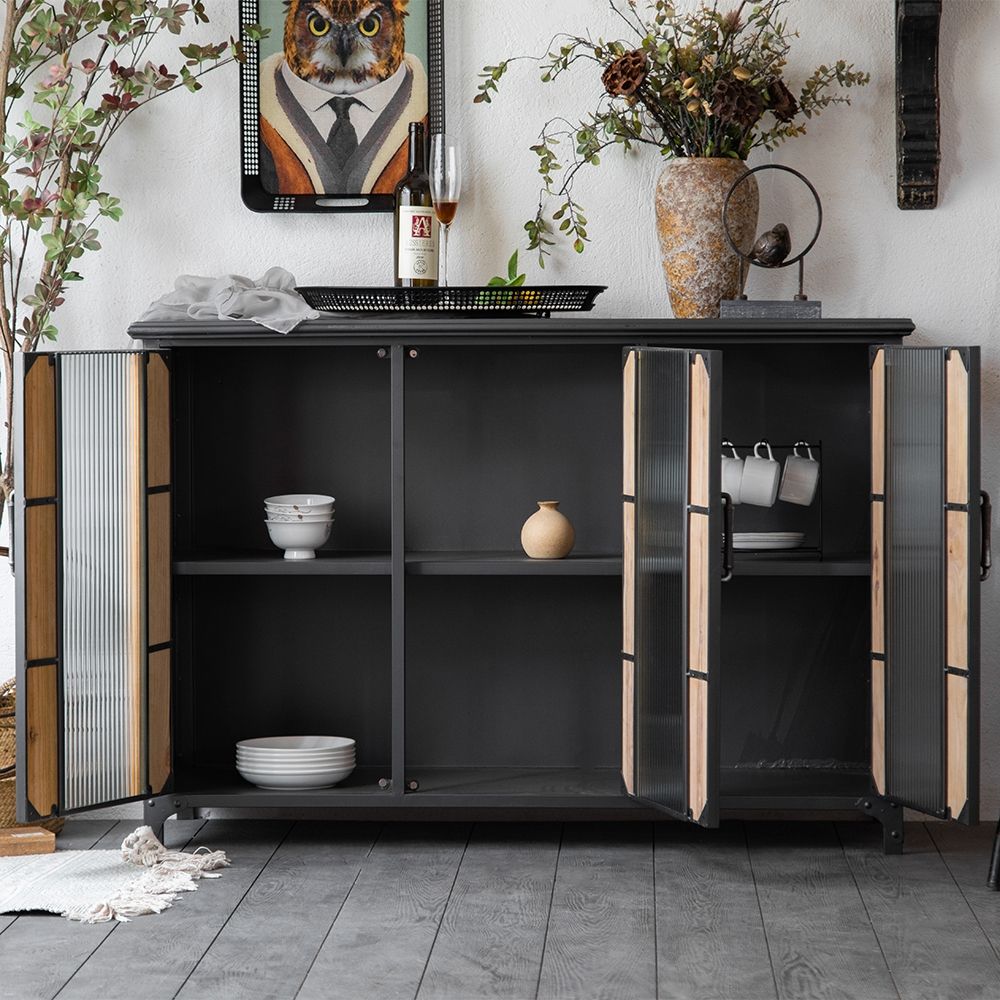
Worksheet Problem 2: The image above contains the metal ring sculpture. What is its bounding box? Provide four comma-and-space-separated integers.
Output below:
722, 164, 823, 299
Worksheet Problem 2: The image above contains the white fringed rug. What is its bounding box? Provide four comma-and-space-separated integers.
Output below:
0, 825, 229, 924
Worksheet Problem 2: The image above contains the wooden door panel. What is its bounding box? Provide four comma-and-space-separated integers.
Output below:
18, 355, 59, 821
17, 350, 173, 817
874, 345, 979, 824
944, 348, 974, 822
622, 347, 719, 825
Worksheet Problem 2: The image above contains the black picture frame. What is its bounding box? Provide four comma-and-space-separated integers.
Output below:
239, 0, 445, 214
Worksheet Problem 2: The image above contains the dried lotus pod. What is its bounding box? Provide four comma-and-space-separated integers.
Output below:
602, 49, 648, 98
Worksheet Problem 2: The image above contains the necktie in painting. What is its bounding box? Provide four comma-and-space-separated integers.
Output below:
327, 96, 360, 167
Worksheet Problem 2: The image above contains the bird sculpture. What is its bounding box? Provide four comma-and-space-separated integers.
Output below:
749, 223, 792, 268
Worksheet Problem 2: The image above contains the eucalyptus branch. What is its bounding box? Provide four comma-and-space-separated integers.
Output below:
0, 0, 265, 527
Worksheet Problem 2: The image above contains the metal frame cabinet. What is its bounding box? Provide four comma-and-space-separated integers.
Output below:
15, 318, 986, 853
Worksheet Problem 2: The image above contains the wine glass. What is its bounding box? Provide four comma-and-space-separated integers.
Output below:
429, 134, 461, 287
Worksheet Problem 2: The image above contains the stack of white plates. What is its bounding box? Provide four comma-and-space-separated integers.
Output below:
236, 736, 356, 789
733, 531, 806, 551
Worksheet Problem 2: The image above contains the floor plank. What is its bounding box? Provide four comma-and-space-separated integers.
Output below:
175, 822, 380, 1000
0, 821, 118, 937
537, 823, 656, 1000
296, 823, 470, 1000
656, 821, 776, 1000
926, 821, 1000, 960
55, 820, 290, 1000
0, 820, 199, 1000
416, 823, 560, 1000
747, 822, 898, 1000
839, 821, 1000, 1000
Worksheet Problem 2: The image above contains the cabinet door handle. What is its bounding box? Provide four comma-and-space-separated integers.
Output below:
721, 493, 734, 582
981, 490, 992, 582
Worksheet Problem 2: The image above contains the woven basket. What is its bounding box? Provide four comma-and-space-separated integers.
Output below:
0, 678, 64, 833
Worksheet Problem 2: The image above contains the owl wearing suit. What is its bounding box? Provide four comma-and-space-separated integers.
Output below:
259, 0, 428, 196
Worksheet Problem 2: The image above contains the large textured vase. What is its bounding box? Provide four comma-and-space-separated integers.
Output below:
655, 158, 759, 319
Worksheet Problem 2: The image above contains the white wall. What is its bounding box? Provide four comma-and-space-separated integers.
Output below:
2, 0, 998, 816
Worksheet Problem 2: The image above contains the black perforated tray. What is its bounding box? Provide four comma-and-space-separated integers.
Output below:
297, 285, 605, 317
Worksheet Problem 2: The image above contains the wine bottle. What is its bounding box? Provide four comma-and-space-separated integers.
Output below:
394, 122, 439, 288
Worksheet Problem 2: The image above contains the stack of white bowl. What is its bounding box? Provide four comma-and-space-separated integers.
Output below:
264, 494, 335, 560
236, 736, 356, 789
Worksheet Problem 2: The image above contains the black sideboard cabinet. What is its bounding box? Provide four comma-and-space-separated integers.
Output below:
14, 317, 986, 853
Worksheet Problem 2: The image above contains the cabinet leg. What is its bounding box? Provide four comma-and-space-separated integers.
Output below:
987, 819, 1000, 889
857, 795, 904, 854
143, 797, 173, 842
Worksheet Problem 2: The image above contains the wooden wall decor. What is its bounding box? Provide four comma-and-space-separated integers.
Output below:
896, 0, 942, 209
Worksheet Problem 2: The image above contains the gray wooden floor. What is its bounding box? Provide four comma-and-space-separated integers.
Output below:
1, 819, 999, 1000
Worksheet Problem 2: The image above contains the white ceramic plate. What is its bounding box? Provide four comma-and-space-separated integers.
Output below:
236, 749, 356, 761
733, 532, 805, 551
235, 753, 356, 766
237, 736, 355, 752
235, 762, 354, 774
236, 754, 356, 766
237, 766, 355, 790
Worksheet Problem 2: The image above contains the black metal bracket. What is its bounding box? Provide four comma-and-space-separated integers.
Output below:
143, 795, 177, 842
896, 0, 942, 209
980, 490, 992, 581
857, 794, 904, 854
720, 493, 734, 582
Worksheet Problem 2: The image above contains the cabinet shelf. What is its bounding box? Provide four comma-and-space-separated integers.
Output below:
172, 550, 869, 578
733, 553, 870, 577
719, 766, 871, 809
173, 551, 391, 576
405, 552, 622, 575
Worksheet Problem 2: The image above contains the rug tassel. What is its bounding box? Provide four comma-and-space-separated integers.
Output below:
61, 826, 230, 923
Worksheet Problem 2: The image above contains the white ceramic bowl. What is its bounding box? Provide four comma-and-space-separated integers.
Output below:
236, 765, 355, 790
237, 736, 355, 752
265, 519, 332, 560
265, 509, 336, 523
265, 494, 336, 513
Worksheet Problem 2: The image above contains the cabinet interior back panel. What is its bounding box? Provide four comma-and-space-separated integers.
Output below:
721, 578, 869, 769
60, 353, 145, 811
404, 346, 621, 553
176, 577, 391, 768
721, 345, 871, 555
173, 347, 391, 554
406, 578, 619, 767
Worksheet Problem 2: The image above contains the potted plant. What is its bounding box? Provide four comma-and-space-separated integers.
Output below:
476, 0, 869, 318
0, 1, 262, 549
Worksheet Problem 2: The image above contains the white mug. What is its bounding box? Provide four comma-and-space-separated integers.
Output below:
721, 441, 743, 505
740, 441, 780, 507
779, 442, 820, 506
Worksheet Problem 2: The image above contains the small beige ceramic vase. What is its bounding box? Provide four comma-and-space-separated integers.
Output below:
521, 501, 575, 559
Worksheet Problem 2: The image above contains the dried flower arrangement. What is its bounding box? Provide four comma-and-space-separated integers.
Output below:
475, 0, 869, 264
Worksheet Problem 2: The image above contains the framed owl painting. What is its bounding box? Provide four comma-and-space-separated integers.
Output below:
240, 0, 445, 213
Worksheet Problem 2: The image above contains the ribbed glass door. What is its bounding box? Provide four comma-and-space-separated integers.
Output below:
622, 347, 721, 825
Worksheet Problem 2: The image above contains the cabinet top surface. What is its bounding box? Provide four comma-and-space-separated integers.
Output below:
128, 315, 914, 347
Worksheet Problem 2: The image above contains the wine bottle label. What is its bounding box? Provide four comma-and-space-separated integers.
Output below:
397, 207, 439, 281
